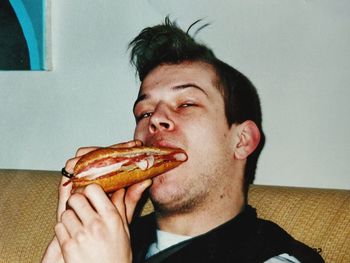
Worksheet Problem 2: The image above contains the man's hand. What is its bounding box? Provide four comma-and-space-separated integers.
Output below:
41, 140, 150, 263
57, 140, 144, 222
41, 237, 64, 263
55, 181, 151, 263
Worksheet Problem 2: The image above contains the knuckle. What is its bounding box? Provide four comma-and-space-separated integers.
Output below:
76, 146, 98, 157
75, 147, 87, 157
61, 209, 74, 222
62, 239, 75, 253
75, 230, 86, 243
106, 209, 120, 221
67, 193, 83, 207
64, 158, 76, 173
54, 222, 63, 234
91, 220, 103, 232
84, 183, 101, 195
89, 218, 106, 236
106, 209, 123, 225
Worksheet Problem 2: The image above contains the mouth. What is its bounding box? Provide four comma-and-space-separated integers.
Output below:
149, 139, 181, 149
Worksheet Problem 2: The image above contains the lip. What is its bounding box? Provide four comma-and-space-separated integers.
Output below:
152, 140, 180, 151
149, 138, 181, 149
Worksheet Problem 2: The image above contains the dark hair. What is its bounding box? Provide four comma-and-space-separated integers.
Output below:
129, 17, 265, 193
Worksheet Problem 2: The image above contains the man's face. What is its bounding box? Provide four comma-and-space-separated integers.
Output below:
133, 61, 237, 213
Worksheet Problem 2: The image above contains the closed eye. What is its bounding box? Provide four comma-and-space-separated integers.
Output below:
179, 103, 197, 108
136, 112, 153, 123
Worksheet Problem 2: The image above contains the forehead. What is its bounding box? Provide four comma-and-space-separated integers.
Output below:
140, 61, 219, 94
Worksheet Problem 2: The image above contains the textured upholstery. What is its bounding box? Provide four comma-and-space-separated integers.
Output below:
0, 169, 349, 262
248, 185, 350, 263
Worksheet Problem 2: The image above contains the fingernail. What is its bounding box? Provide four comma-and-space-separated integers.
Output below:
135, 140, 143, 146
142, 179, 152, 188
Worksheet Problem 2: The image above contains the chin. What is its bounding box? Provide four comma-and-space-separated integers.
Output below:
149, 174, 183, 211
149, 173, 176, 200
150, 191, 202, 216
149, 164, 184, 195
149, 174, 206, 215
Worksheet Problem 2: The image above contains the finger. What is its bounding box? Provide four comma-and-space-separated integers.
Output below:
109, 139, 143, 148
75, 146, 99, 157
67, 141, 143, 170
61, 209, 83, 237
57, 176, 72, 222
71, 186, 85, 194
110, 189, 130, 236
67, 193, 97, 226
110, 188, 128, 226
124, 179, 152, 223
64, 147, 99, 174
55, 222, 70, 246
75, 141, 143, 157
82, 184, 118, 218
41, 236, 65, 263
57, 146, 103, 222
65, 141, 143, 174
64, 156, 80, 174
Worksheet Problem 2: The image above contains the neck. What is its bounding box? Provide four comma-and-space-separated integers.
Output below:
155, 183, 245, 237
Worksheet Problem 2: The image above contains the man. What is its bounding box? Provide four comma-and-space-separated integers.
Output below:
42, 18, 324, 262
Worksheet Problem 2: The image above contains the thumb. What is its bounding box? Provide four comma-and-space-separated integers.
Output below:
57, 176, 72, 222
111, 179, 152, 224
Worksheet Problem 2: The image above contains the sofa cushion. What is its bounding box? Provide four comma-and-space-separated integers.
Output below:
0, 169, 60, 262
0, 169, 349, 262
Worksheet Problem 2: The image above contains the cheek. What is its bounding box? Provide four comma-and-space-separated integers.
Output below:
188, 117, 227, 143
133, 123, 147, 141
188, 121, 232, 163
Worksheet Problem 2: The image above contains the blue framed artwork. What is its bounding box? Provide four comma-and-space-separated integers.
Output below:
0, 0, 50, 70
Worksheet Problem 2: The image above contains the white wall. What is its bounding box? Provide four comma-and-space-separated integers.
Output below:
1, 0, 349, 190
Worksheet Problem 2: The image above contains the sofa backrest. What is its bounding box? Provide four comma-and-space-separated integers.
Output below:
0, 169, 349, 262
249, 184, 350, 262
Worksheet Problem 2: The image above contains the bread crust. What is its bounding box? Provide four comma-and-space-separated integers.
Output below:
72, 146, 186, 192
72, 160, 183, 192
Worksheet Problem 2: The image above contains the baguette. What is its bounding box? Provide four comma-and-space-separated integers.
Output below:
69, 146, 187, 193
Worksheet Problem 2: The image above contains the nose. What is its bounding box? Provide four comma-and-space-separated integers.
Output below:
149, 104, 175, 134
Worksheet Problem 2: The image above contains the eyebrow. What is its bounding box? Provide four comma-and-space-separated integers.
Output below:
133, 83, 208, 111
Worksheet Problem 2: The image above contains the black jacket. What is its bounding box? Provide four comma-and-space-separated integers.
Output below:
130, 206, 324, 263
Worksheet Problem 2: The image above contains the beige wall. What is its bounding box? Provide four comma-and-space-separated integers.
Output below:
1, 0, 349, 189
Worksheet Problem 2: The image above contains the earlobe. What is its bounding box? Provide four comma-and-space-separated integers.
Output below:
234, 121, 261, 160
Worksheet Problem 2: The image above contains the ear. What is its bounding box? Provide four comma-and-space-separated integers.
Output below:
233, 120, 261, 160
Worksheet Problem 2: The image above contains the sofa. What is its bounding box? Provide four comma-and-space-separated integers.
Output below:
0, 169, 349, 263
